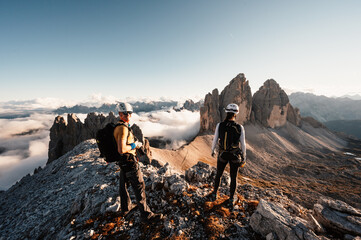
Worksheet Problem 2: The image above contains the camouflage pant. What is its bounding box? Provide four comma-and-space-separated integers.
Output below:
119, 159, 153, 218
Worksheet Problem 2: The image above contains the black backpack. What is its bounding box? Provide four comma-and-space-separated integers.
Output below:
96, 122, 123, 163
218, 121, 242, 151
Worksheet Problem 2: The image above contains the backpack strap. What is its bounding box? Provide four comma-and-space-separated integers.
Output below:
116, 121, 133, 142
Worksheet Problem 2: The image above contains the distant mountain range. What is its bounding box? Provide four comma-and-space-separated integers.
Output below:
53, 100, 202, 115
54, 101, 178, 114
289, 92, 361, 139
323, 120, 361, 140
340, 94, 361, 100
289, 92, 361, 122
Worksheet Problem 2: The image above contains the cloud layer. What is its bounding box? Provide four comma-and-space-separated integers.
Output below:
0, 113, 55, 190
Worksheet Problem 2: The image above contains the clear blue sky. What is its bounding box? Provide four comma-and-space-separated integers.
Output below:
1, 0, 360, 102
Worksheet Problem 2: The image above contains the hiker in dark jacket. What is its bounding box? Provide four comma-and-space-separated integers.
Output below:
114, 102, 163, 221
209, 103, 246, 207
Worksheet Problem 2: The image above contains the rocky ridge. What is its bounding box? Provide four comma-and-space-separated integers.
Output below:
1, 140, 360, 239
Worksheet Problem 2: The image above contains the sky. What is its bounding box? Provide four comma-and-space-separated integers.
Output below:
1, 0, 361, 102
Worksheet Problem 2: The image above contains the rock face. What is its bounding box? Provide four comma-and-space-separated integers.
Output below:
48, 112, 151, 164
200, 88, 221, 133
252, 79, 301, 128
250, 199, 321, 240
314, 197, 361, 236
200, 73, 252, 133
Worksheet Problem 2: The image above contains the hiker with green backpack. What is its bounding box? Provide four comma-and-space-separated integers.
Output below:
209, 103, 247, 207
113, 102, 163, 222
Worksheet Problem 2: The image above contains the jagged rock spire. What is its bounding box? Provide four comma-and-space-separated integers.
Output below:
252, 79, 301, 128
200, 73, 252, 133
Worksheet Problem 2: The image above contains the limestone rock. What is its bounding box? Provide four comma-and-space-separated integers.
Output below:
200, 88, 221, 133
219, 73, 253, 126
200, 73, 252, 133
313, 197, 361, 236
250, 199, 321, 240
185, 161, 216, 183
253, 79, 296, 128
287, 105, 302, 127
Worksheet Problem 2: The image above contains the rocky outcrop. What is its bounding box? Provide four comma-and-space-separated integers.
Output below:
252, 79, 301, 128
250, 199, 322, 240
314, 197, 361, 236
200, 73, 252, 133
200, 88, 221, 133
287, 104, 302, 127
48, 112, 151, 164
219, 73, 253, 126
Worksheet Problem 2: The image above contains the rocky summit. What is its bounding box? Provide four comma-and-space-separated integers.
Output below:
200, 74, 302, 133
1, 140, 361, 239
200, 73, 253, 133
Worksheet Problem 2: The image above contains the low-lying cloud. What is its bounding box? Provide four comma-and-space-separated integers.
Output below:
0, 114, 54, 190
133, 110, 200, 141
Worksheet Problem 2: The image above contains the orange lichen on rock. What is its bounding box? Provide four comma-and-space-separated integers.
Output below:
204, 215, 225, 240
193, 210, 200, 216
168, 232, 190, 240
187, 185, 198, 192
204, 195, 228, 212
182, 191, 193, 197
215, 206, 231, 217
101, 222, 115, 235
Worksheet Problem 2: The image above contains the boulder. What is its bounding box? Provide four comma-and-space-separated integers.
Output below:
252, 79, 294, 128
313, 197, 361, 236
200, 73, 252, 133
250, 199, 321, 240
185, 161, 216, 184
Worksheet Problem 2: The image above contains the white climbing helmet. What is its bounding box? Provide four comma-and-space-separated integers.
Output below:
225, 103, 239, 114
115, 102, 133, 113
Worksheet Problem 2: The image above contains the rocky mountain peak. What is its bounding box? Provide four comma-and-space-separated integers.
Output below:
200, 73, 252, 133
252, 79, 302, 128
200, 74, 302, 132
